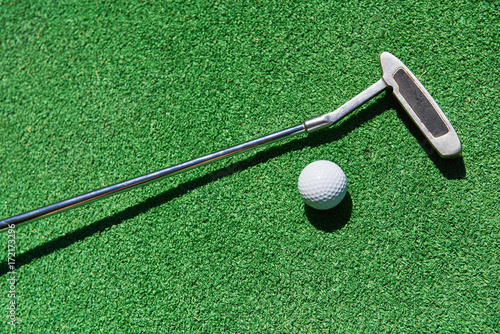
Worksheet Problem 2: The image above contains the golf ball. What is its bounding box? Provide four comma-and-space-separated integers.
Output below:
298, 160, 347, 210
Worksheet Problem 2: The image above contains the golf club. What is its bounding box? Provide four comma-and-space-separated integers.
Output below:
0, 52, 461, 232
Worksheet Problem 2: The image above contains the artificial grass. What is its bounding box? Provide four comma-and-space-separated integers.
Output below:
1, 0, 499, 332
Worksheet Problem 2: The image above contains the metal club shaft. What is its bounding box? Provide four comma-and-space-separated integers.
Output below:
0, 125, 306, 231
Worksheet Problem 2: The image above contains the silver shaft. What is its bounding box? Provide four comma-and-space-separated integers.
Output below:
0, 79, 388, 232
0, 125, 305, 231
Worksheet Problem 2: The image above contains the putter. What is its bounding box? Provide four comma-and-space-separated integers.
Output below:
0, 52, 461, 232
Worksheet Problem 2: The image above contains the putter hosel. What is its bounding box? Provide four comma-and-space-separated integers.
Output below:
303, 78, 387, 132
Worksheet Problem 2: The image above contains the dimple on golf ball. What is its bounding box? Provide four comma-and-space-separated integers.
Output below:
298, 160, 347, 210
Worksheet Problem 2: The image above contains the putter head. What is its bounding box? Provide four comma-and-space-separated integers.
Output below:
380, 52, 462, 158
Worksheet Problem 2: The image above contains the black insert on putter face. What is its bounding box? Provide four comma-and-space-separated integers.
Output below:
393, 68, 449, 138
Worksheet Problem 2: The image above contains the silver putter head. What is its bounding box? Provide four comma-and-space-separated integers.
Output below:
380, 52, 462, 158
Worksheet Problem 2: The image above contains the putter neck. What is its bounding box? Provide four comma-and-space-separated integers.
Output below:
303, 78, 388, 132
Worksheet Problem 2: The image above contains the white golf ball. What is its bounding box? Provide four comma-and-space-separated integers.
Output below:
298, 160, 347, 210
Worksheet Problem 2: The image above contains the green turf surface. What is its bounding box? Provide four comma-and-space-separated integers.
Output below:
1, 0, 499, 332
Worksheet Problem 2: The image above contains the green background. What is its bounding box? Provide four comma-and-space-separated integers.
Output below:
1, 0, 499, 332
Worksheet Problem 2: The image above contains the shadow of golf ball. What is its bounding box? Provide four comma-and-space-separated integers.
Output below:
305, 191, 352, 232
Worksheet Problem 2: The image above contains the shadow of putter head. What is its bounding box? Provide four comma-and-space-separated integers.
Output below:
304, 52, 462, 158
